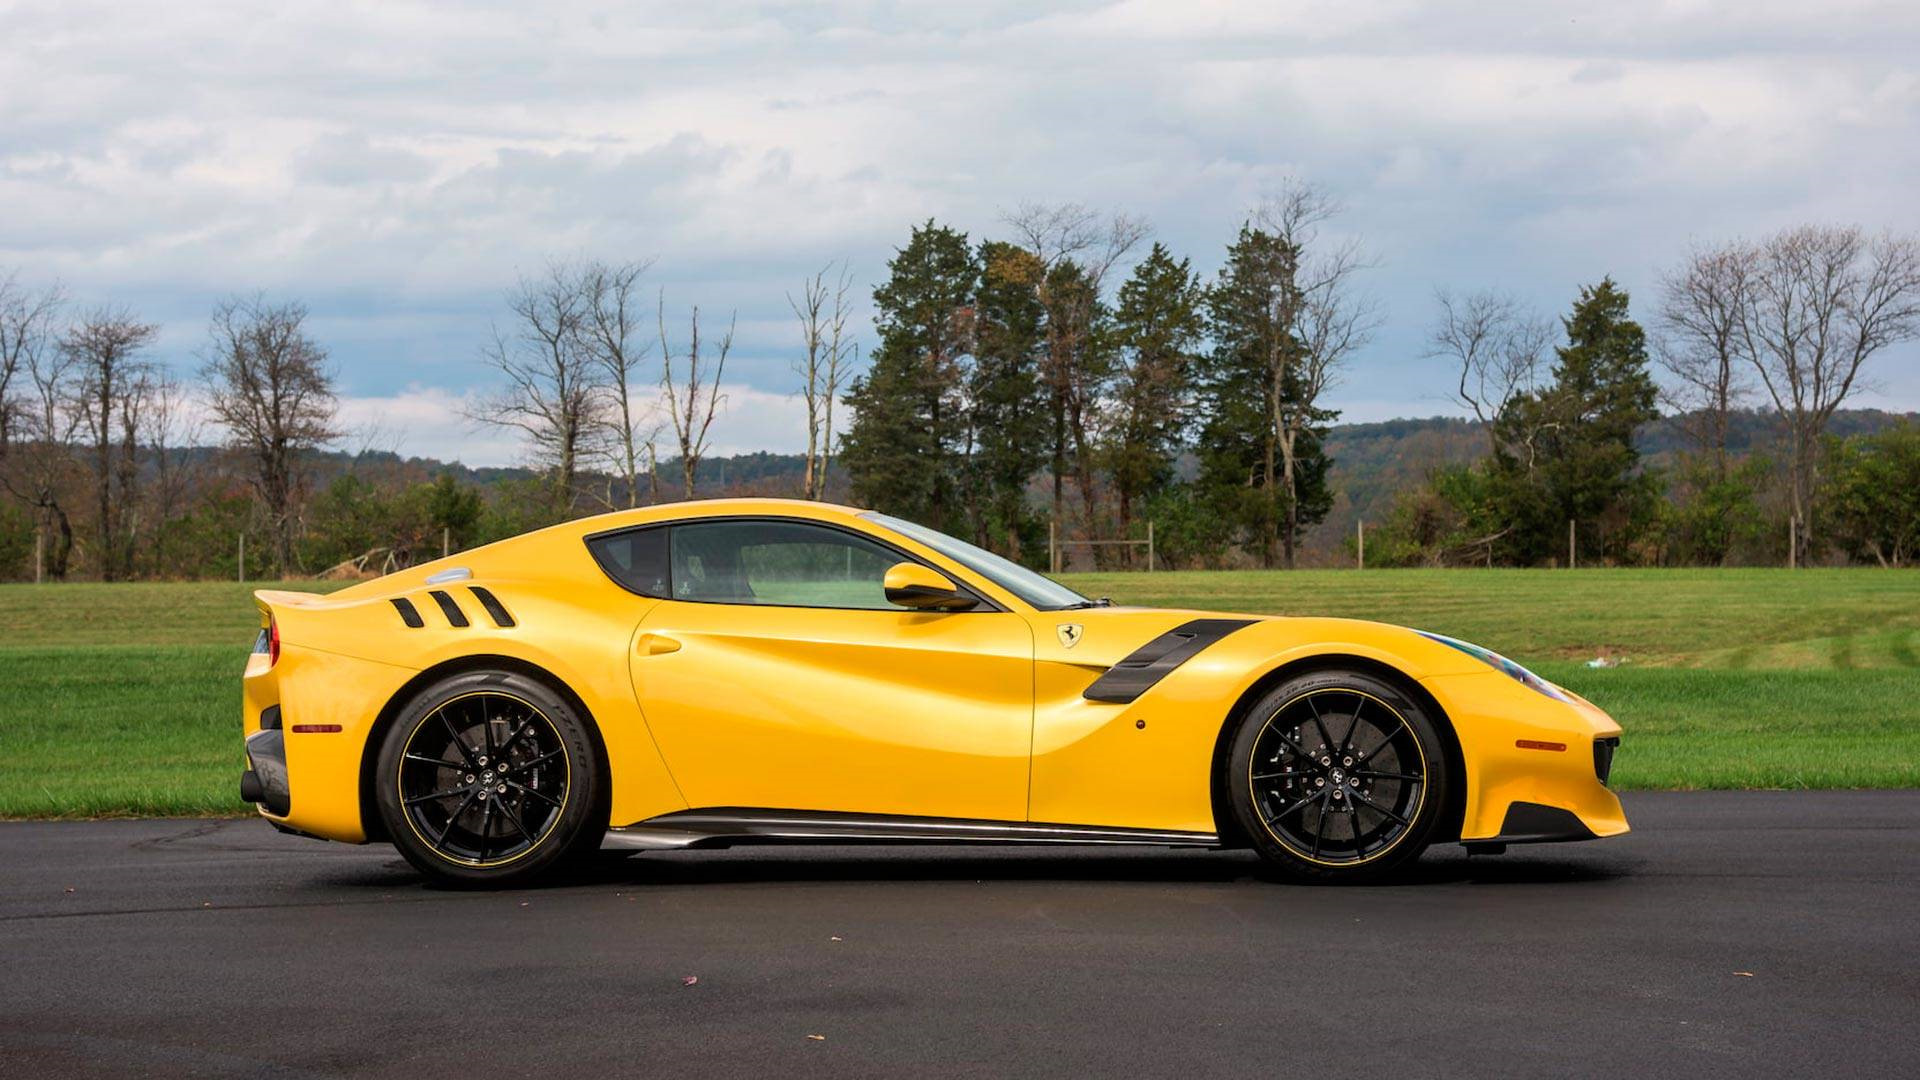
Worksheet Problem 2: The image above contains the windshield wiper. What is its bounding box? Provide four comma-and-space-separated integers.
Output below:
1057, 598, 1113, 610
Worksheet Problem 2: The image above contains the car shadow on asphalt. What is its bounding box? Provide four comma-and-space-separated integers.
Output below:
316, 844, 1630, 893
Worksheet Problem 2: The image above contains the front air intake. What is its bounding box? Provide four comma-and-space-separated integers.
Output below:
1593, 737, 1619, 785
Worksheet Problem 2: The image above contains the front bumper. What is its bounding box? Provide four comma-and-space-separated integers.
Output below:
1420, 670, 1630, 845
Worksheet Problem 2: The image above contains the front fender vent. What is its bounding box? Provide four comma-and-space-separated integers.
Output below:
1082, 619, 1255, 704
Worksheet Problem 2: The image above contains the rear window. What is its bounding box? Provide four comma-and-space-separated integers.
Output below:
585, 526, 670, 598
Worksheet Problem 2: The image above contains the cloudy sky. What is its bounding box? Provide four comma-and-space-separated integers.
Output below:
5, 0, 1917, 465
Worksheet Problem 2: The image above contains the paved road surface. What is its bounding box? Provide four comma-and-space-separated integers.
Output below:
1, 792, 1915, 1078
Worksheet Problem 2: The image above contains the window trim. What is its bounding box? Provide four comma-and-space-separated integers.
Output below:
583, 515, 1007, 614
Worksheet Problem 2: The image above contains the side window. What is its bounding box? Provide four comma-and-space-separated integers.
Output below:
585, 526, 670, 598
669, 520, 909, 610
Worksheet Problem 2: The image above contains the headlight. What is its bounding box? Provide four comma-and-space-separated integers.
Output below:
1418, 631, 1572, 703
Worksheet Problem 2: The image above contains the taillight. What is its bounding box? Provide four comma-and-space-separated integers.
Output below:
255, 619, 280, 666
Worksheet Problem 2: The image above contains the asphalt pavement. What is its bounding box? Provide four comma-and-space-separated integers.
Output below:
1, 791, 1915, 1078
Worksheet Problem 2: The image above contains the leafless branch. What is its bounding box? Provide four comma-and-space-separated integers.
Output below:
658, 292, 732, 499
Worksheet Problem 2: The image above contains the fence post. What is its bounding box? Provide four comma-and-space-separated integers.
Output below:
1788, 515, 1797, 569
1357, 519, 1365, 571
1147, 520, 1155, 573
442, 526, 450, 559
238, 533, 245, 583
34, 531, 43, 584
1048, 519, 1057, 575
1568, 519, 1576, 570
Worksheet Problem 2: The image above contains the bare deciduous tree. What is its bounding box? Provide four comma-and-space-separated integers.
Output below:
65, 307, 158, 580
1657, 243, 1757, 475
0, 275, 64, 458
579, 258, 661, 508
789, 261, 856, 501
0, 303, 80, 578
471, 264, 603, 517
1427, 288, 1552, 455
1003, 202, 1149, 537
204, 296, 341, 577
658, 295, 732, 499
138, 371, 201, 576
1733, 226, 1920, 565
1253, 180, 1380, 567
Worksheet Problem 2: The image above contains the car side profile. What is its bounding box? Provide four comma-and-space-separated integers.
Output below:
239, 498, 1627, 886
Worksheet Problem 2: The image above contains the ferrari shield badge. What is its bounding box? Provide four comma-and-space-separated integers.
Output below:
1056, 623, 1084, 649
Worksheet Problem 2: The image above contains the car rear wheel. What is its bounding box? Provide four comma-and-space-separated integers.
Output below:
374, 670, 603, 887
1226, 669, 1451, 883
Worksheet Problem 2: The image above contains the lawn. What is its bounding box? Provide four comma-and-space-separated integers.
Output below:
0, 570, 1914, 817
1066, 568, 1920, 790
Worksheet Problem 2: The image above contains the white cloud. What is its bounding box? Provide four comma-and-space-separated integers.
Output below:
3, 0, 1917, 431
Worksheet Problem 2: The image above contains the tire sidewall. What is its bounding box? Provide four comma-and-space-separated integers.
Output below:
1226, 669, 1450, 883
374, 670, 603, 887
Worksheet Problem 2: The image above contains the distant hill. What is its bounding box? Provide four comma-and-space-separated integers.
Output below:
1303, 407, 1918, 562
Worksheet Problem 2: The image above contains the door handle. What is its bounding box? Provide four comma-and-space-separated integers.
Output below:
636, 632, 682, 656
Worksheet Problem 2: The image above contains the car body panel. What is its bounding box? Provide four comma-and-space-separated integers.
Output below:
242, 497, 1628, 853
630, 601, 1035, 820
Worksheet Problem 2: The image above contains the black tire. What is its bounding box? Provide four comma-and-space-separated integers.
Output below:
374, 669, 604, 887
1226, 669, 1451, 883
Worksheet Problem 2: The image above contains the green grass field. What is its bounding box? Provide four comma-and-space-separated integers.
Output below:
0, 570, 1915, 818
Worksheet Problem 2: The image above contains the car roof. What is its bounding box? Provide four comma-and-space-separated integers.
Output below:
564, 498, 871, 534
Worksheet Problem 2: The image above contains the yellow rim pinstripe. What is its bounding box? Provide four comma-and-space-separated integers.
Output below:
395, 689, 572, 869
1246, 687, 1429, 868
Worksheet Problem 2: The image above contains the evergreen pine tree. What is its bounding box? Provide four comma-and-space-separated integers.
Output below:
966, 241, 1050, 558
1103, 243, 1204, 551
1197, 225, 1335, 567
1489, 278, 1660, 562
840, 221, 979, 532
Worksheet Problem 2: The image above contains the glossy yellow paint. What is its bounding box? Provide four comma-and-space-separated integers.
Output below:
242, 498, 1627, 849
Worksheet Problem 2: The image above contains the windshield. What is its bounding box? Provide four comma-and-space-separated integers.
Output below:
862, 512, 1093, 611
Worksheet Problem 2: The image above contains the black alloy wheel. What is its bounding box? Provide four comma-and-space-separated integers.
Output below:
1227, 670, 1450, 882
375, 670, 603, 886
398, 691, 568, 865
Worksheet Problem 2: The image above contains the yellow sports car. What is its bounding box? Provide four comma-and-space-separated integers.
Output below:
240, 498, 1627, 886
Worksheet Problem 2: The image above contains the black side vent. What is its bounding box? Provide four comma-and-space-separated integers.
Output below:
1083, 619, 1256, 704
390, 598, 425, 628
467, 586, 516, 628
428, 590, 470, 628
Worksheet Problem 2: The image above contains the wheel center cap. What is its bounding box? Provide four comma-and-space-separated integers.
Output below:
1330, 769, 1346, 783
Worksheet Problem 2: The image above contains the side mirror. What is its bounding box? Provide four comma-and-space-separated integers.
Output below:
883, 561, 978, 611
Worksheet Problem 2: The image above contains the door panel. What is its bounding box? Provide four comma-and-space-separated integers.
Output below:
631, 602, 1035, 821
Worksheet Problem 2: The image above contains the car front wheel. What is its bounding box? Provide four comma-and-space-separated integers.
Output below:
1226, 669, 1451, 883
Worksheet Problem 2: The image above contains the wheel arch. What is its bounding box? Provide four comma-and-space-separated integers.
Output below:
1207, 652, 1468, 849
358, 653, 612, 844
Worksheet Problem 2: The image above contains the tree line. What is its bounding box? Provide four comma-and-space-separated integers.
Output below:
841, 187, 1375, 570
3, 197, 1918, 582
1387, 226, 1920, 567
